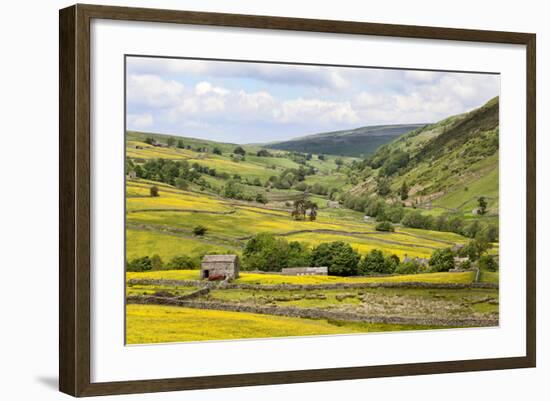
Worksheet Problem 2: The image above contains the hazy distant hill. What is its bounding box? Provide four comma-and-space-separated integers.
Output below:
264, 124, 426, 157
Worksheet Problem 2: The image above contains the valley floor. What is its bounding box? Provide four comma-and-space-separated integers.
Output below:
126, 271, 499, 344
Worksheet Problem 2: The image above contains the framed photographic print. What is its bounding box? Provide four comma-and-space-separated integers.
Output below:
59, 4, 536, 397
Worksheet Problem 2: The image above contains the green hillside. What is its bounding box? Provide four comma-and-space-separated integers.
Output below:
349, 97, 499, 217
265, 124, 426, 157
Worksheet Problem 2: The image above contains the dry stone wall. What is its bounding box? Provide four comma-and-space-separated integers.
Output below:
127, 295, 499, 328
127, 278, 498, 291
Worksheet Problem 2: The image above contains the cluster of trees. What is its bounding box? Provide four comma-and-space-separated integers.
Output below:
127, 143, 338, 203
365, 147, 411, 177
126, 254, 195, 272
454, 238, 497, 271
240, 235, 407, 276
266, 167, 341, 197
242, 233, 312, 272
221, 180, 267, 203
291, 199, 318, 221
128, 158, 274, 200
242, 234, 365, 276
127, 158, 211, 188
126, 235, 497, 275
267, 165, 315, 190
288, 152, 311, 165
291, 181, 336, 197
256, 149, 273, 157
144, 136, 215, 154
242, 234, 498, 276
340, 192, 498, 242
427, 238, 497, 272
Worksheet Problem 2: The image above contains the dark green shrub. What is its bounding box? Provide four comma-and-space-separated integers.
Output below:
429, 248, 455, 272
256, 149, 272, 157
233, 146, 246, 156
167, 255, 196, 270
150, 254, 163, 270
255, 193, 268, 204
193, 225, 207, 236
395, 261, 420, 275
126, 256, 153, 272
375, 221, 395, 232
479, 255, 498, 271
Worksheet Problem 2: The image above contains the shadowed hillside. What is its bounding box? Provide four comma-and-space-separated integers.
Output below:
265, 124, 426, 157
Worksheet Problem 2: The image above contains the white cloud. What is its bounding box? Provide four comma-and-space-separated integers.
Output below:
127, 75, 359, 128
128, 57, 353, 90
125, 59, 500, 143
127, 74, 185, 108
276, 98, 359, 124
404, 70, 438, 83
195, 81, 229, 96
127, 113, 154, 129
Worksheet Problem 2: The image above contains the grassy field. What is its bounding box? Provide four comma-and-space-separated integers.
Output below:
126, 229, 237, 261
432, 161, 499, 214
126, 176, 471, 262
127, 270, 475, 285
126, 305, 442, 344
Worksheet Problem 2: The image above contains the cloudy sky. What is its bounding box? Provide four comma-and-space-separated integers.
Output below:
126, 56, 499, 144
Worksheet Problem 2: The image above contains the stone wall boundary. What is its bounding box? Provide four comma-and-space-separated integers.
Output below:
128, 278, 498, 291
127, 295, 498, 328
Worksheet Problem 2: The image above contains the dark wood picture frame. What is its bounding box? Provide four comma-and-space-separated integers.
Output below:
59, 3, 536, 397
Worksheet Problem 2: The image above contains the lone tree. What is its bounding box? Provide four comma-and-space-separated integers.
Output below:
400, 181, 409, 200
150, 186, 159, 197
233, 146, 246, 156
291, 199, 307, 220
166, 137, 176, 147
478, 196, 488, 215
308, 201, 318, 221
